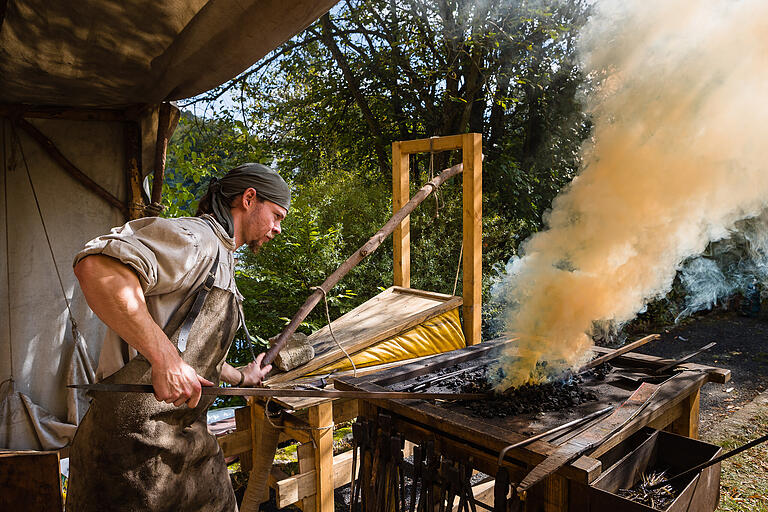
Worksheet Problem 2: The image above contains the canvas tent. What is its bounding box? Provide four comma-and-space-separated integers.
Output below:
0, 0, 339, 450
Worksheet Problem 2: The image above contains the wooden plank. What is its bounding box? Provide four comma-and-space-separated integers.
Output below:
462, 133, 482, 346
398, 135, 465, 154
218, 429, 252, 458
338, 380, 599, 484
307, 288, 460, 360
310, 402, 335, 512
275, 449, 358, 508
667, 388, 700, 439
516, 382, 662, 495
392, 286, 459, 301
393, 141, 410, 288
580, 334, 660, 371
0, 450, 63, 511
333, 398, 359, 424
385, 412, 601, 486
589, 371, 708, 457
591, 346, 731, 383
267, 287, 462, 384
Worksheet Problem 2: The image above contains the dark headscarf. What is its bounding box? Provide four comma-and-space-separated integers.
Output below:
198, 163, 291, 237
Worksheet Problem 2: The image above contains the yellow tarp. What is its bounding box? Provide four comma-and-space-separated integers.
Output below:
309, 308, 465, 375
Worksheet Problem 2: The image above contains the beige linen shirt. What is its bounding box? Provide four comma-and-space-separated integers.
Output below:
73, 214, 241, 380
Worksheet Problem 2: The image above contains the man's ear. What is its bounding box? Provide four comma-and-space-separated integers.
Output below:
241, 188, 258, 209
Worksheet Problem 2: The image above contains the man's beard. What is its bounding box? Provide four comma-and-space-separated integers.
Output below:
247, 240, 262, 253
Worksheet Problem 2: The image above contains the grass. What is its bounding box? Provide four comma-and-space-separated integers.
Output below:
709, 405, 768, 511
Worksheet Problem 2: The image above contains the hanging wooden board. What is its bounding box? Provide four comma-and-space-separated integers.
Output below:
266, 286, 462, 385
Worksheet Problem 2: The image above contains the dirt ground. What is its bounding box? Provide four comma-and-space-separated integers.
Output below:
634, 310, 768, 435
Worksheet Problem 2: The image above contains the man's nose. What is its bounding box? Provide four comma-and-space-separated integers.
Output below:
273, 221, 282, 234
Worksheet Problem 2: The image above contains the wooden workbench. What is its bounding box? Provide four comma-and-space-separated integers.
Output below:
217, 286, 464, 512
335, 338, 730, 512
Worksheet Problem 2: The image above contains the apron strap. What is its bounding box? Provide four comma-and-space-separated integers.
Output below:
177, 251, 220, 352
237, 301, 259, 362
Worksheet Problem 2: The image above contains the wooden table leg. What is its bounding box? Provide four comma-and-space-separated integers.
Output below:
668, 388, 700, 439
241, 398, 280, 511
309, 402, 335, 512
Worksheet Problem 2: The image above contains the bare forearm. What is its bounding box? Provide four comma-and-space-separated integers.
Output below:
220, 363, 241, 385
74, 255, 176, 367
74, 255, 212, 407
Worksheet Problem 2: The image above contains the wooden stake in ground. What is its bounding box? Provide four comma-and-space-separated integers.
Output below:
261, 162, 465, 368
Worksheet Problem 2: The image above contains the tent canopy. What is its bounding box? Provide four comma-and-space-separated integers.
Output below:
0, 0, 338, 450
0, 0, 338, 107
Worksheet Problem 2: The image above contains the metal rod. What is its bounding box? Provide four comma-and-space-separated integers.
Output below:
497, 406, 615, 466
647, 430, 768, 490
68, 383, 488, 401
654, 342, 716, 374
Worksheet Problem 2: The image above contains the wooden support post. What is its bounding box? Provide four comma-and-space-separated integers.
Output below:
241, 398, 280, 511
393, 141, 410, 287
309, 402, 335, 512
297, 442, 316, 512
235, 405, 253, 471
462, 133, 482, 346
525, 474, 568, 512
124, 121, 145, 220
667, 389, 700, 439
150, 102, 172, 207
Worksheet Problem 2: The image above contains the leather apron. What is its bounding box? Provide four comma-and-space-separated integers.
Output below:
66, 255, 240, 512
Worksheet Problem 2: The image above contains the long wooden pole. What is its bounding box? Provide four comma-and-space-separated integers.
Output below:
262, 162, 464, 367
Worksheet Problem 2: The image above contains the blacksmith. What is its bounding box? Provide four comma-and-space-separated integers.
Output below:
66, 163, 290, 511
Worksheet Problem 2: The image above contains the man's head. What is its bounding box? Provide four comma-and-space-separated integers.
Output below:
196, 163, 290, 251
230, 188, 287, 252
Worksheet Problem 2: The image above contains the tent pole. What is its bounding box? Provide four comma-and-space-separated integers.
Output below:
124, 121, 145, 220
150, 103, 175, 208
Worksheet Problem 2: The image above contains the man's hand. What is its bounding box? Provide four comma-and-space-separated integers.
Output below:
221, 353, 272, 387
152, 353, 214, 408
239, 353, 273, 386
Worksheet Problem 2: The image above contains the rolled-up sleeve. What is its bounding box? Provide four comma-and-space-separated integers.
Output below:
73, 217, 203, 296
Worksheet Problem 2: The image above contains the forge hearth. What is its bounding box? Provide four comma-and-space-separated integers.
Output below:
394, 362, 602, 418
336, 337, 730, 512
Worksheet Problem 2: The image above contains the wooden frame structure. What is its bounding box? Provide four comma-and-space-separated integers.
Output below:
392, 134, 482, 346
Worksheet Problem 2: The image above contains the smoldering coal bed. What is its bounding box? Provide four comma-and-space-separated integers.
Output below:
390, 359, 614, 419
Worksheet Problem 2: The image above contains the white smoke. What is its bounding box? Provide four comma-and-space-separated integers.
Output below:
493, 0, 768, 390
